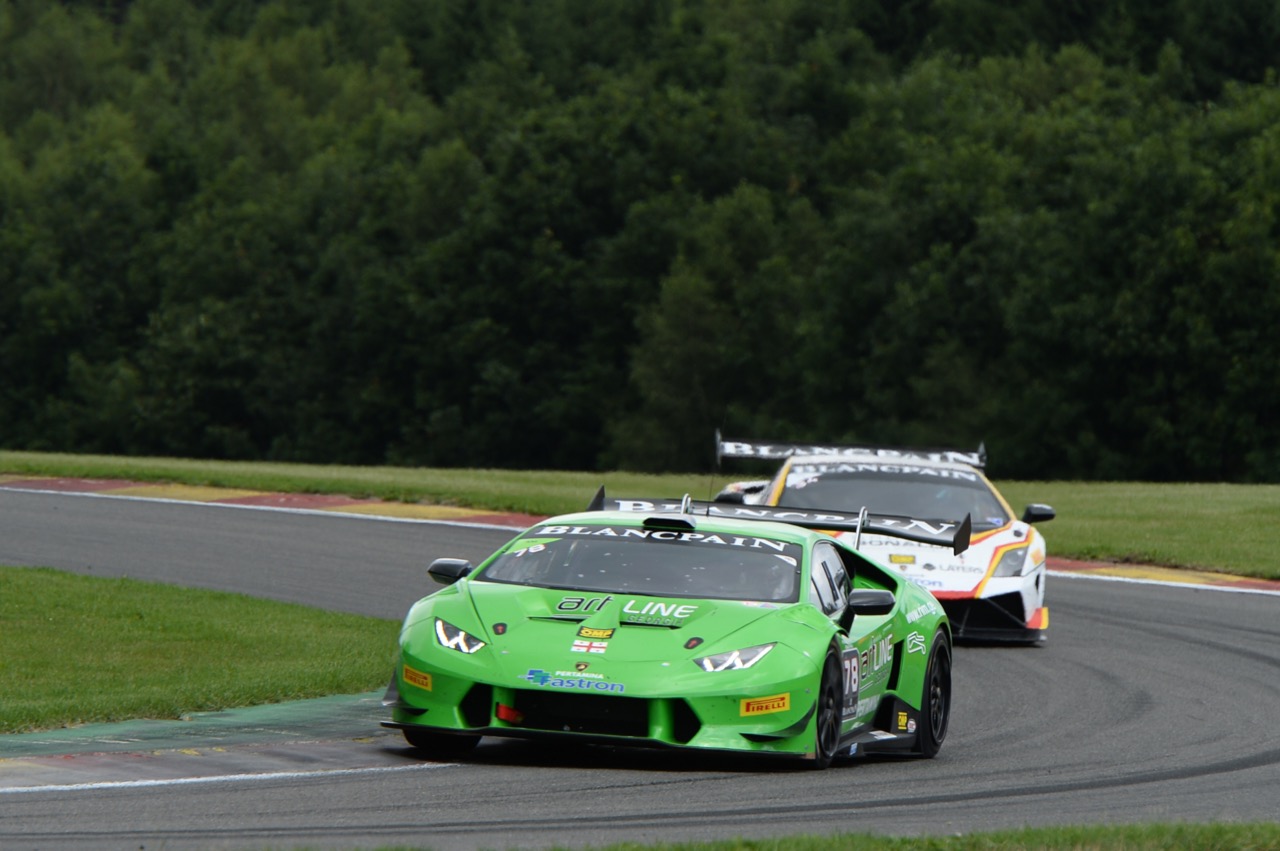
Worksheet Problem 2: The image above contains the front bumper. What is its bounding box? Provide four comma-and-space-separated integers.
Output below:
382, 663, 823, 757
940, 594, 1047, 643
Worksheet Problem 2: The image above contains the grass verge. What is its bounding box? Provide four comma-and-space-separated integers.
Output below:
578, 823, 1280, 849
0, 566, 397, 734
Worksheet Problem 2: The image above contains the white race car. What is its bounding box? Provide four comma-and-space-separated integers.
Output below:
715, 434, 1055, 643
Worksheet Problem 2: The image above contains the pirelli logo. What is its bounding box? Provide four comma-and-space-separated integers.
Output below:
741, 693, 791, 716
577, 626, 615, 640
403, 665, 433, 691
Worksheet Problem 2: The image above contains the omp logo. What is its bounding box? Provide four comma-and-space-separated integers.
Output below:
889, 554, 916, 564
403, 665, 432, 691
577, 626, 614, 639
740, 693, 791, 716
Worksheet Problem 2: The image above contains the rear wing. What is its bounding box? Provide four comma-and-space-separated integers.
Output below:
716, 429, 986, 469
586, 488, 971, 555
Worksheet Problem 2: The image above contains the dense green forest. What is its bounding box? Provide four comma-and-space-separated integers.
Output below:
2, 0, 1279, 481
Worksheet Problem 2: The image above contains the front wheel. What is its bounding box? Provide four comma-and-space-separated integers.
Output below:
913, 632, 951, 758
402, 727, 480, 760
808, 652, 842, 770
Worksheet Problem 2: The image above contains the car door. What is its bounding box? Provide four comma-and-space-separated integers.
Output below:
811, 540, 896, 726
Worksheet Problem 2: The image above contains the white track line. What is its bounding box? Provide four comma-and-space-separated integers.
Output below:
0, 761, 451, 795
1049, 568, 1280, 596
0, 485, 527, 530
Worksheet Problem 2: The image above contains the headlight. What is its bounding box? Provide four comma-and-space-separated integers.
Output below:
435, 618, 486, 654
992, 546, 1029, 577
694, 643, 775, 672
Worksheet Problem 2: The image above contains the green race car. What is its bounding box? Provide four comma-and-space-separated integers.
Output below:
382, 491, 966, 768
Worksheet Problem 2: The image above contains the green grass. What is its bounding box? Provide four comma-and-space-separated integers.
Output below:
572, 822, 1280, 849
4, 450, 1280, 579
999, 480, 1280, 579
0, 566, 398, 734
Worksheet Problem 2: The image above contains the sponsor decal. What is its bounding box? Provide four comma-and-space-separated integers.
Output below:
577, 626, 614, 639
905, 602, 935, 623
523, 669, 625, 693
741, 693, 791, 716
910, 577, 945, 589
537, 524, 792, 553
896, 711, 909, 731
558, 595, 613, 613
571, 639, 608, 653
907, 631, 926, 655
854, 697, 880, 718
557, 595, 701, 625
790, 462, 981, 483
921, 562, 984, 574
860, 634, 894, 678
622, 599, 698, 625
403, 665, 433, 691
889, 554, 916, 565
853, 634, 894, 690
556, 668, 603, 679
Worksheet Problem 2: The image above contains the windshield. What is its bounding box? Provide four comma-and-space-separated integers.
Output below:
779, 465, 1010, 529
479, 524, 803, 603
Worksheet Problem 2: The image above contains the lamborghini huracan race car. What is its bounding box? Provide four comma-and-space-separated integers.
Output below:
715, 435, 1055, 643
382, 490, 965, 768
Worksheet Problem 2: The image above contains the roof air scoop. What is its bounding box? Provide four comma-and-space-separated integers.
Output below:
643, 514, 697, 532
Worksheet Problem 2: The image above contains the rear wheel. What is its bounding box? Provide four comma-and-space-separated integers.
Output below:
808, 652, 842, 770
914, 633, 951, 757
402, 727, 480, 760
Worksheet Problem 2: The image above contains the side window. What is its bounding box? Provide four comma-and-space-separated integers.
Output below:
814, 542, 850, 616
810, 570, 837, 614
807, 576, 826, 610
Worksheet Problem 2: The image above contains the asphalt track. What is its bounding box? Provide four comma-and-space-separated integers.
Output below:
1, 484, 1278, 850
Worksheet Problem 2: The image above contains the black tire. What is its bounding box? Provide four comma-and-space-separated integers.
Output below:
914, 632, 952, 758
808, 652, 842, 770
402, 727, 481, 760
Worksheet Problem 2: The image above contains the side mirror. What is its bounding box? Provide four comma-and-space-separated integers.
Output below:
1021, 503, 1056, 524
848, 588, 896, 616
427, 557, 473, 585
839, 588, 895, 631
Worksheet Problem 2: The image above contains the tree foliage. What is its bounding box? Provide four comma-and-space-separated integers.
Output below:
3, 0, 1280, 480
